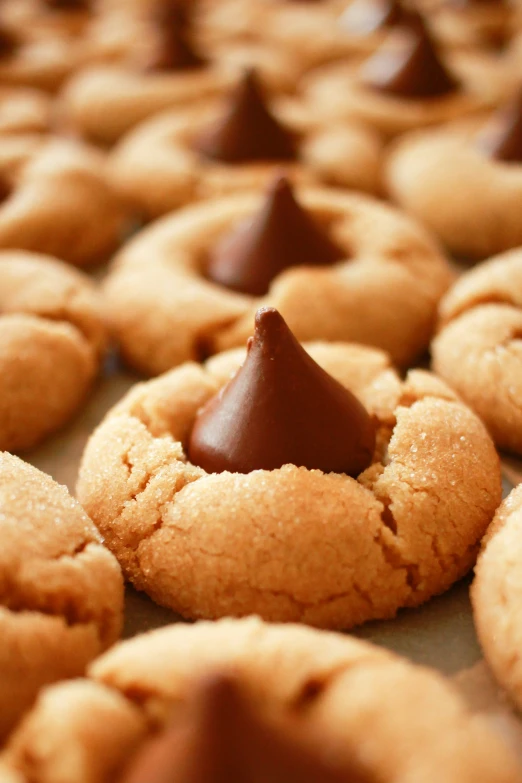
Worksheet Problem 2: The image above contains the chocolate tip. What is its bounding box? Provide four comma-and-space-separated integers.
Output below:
194, 671, 241, 709
254, 306, 284, 333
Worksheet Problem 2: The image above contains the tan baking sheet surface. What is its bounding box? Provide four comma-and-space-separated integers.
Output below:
25, 354, 522, 759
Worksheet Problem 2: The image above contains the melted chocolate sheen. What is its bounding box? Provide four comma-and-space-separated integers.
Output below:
340, 0, 408, 35
196, 71, 297, 163
188, 307, 376, 476
120, 674, 374, 783
362, 16, 459, 98
481, 90, 522, 163
207, 176, 345, 296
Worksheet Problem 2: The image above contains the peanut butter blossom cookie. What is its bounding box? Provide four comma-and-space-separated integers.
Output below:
0, 451, 123, 741
103, 177, 452, 375
387, 89, 522, 260
1, 619, 519, 782
0, 250, 107, 451
432, 248, 522, 453
77, 308, 500, 628
473, 484, 522, 714
108, 70, 384, 218
301, 12, 513, 136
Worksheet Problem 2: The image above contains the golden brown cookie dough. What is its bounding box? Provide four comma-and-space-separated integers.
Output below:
301, 37, 514, 136
432, 248, 522, 454
0, 137, 126, 266
2, 618, 519, 782
0, 250, 107, 452
472, 484, 522, 715
386, 112, 522, 260
103, 185, 452, 375
77, 338, 500, 628
0, 451, 123, 742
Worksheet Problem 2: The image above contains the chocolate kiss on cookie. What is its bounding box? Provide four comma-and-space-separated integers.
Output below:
188, 307, 376, 476
196, 70, 297, 163
207, 175, 345, 296
121, 674, 373, 783
339, 0, 408, 35
361, 14, 459, 98
480, 90, 522, 163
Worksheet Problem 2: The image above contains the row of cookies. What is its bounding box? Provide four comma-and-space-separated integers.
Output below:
0, 449, 520, 782
2, 1, 522, 779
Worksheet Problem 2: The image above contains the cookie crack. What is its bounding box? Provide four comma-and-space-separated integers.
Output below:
0, 541, 107, 642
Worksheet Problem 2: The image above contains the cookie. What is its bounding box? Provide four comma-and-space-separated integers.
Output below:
301, 15, 513, 136
432, 248, 522, 454
472, 484, 522, 715
0, 21, 79, 93
77, 313, 500, 628
0, 87, 51, 135
60, 1, 305, 147
103, 181, 452, 375
0, 249, 107, 452
0, 136, 126, 266
2, 0, 92, 41
2, 618, 520, 782
386, 91, 522, 260
0, 451, 123, 741
107, 70, 383, 218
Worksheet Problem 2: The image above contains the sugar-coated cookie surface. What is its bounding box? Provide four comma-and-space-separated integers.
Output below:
432, 249, 522, 454
473, 484, 522, 713
0, 250, 106, 451
104, 185, 452, 375
0, 452, 124, 741
77, 341, 500, 628
2, 618, 520, 782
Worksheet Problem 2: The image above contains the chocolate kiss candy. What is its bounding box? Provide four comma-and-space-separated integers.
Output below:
188, 307, 376, 476
121, 673, 374, 783
207, 175, 345, 297
361, 14, 459, 98
339, 0, 408, 35
196, 70, 297, 163
480, 90, 522, 163
143, 2, 205, 72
